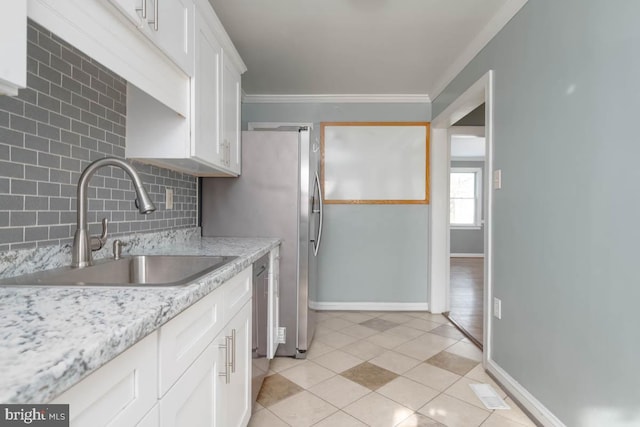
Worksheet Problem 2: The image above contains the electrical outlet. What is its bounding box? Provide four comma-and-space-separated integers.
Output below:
277, 327, 286, 344
493, 169, 502, 190
165, 188, 173, 210
493, 297, 502, 319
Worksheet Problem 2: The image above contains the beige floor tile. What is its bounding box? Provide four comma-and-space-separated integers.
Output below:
464, 365, 506, 397
312, 349, 363, 373
403, 363, 461, 391
366, 332, 411, 349
379, 313, 415, 324
314, 326, 335, 339
343, 392, 414, 427
248, 409, 289, 427
342, 339, 387, 361
369, 350, 422, 375
340, 324, 379, 339
430, 324, 467, 340
256, 373, 304, 407
340, 362, 398, 390
492, 398, 536, 426
270, 356, 308, 373
312, 410, 368, 427
481, 412, 532, 427
252, 401, 264, 413
414, 332, 460, 350
309, 375, 371, 408
396, 413, 448, 426
319, 317, 355, 331
445, 341, 483, 362
338, 312, 375, 323
394, 339, 444, 361
385, 325, 426, 340
316, 311, 342, 320
419, 313, 450, 324
444, 376, 495, 410
418, 394, 491, 427
280, 360, 336, 388
360, 317, 399, 332
376, 376, 439, 410
306, 340, 336, 360
404, 318, 443, 332
426, 351, 479, 376
315, 331, 360, 348
270, 391, 338, 427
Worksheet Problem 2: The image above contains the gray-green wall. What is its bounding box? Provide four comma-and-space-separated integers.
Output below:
242, 102, 431, 305
433, 0, 640, 425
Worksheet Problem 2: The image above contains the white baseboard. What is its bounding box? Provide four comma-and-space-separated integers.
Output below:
486, 359, 565, 427
450, 253, 485, 258
309, 301, 429, 311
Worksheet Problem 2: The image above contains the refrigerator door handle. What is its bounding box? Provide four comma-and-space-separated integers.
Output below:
313, 171, 324, 256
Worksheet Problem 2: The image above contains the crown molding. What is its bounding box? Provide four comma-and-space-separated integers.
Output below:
429, 0, 528, 101
242, 94, 431, 104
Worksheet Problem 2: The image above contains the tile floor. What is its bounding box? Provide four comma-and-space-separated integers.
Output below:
249, 311, 535, 427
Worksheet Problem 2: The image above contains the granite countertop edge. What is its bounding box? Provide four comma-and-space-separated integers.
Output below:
0, 236, 280, 404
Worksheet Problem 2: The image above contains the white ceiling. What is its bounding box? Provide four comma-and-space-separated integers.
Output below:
208, 0, 524, 99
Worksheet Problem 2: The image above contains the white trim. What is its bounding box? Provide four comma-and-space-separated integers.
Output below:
487, 360, 566, 426
450, 126, 485, 137
429, 0, 528, 100
248, 122, 314, 131
450, 253, 484, 258
309, 301, 429, 312
242, 94, 430, 104
430, 70, 493, 358
451, 156, 485, 162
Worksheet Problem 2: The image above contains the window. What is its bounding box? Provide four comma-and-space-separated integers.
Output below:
450, 167, 482, 228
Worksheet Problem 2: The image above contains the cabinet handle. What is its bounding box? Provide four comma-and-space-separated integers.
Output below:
135, 0, 147, 19
230, 328, 236, 373
147, 0, 159, 31
218, 336, 231, 384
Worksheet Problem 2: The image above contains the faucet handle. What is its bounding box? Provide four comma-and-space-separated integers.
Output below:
113, 239, 128, 260
90, 218, 109, 251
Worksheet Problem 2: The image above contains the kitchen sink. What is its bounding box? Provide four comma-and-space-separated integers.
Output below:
0, 255, 238, 287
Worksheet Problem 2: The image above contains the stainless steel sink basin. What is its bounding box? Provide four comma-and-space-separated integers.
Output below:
0, 255, 238, 287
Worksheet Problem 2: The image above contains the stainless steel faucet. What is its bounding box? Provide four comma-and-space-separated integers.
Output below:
71, 157, 156, 268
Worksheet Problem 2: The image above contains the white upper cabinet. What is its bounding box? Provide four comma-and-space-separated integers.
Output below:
222, 51, 242, 174
0, 0, 27, 96
108, 0, 194, 76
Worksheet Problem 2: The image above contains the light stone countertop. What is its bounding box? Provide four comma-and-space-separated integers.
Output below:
0, 236, 280, 404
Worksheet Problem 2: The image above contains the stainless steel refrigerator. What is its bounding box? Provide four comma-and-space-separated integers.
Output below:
201, 127, 323, 358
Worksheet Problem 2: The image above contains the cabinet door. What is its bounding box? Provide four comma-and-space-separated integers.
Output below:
224, 302, 252, 427
222, 52, 242, 174
0, 0, 26, 95
108, 0, 148, 29
192, 9, 222, 166
50, 332, 158, 427
150, 0, 194, 76
159, 341, 224, 427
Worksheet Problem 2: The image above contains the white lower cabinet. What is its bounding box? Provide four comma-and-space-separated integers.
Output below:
50, 332, 158, 427
49, 266, 254, 427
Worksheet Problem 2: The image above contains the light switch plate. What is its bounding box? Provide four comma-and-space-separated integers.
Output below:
493, 297, 502, 319
493, 170, 502, 190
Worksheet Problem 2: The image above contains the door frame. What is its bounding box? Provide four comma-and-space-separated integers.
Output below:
429, 70, 494, 364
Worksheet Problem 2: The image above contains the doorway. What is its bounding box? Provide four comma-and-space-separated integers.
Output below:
446, 121, 486, 347
429, 70, 494, 363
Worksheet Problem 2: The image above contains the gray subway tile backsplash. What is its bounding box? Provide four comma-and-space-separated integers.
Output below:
0, 20, 197, 250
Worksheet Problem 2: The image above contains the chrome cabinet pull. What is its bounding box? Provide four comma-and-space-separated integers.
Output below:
135, 0, 147, 19
230, 329, 236, 373
147, 0, 159, 31
218, 336, 231, 384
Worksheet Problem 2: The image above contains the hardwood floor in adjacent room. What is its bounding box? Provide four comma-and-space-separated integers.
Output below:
448, 257, 484, 346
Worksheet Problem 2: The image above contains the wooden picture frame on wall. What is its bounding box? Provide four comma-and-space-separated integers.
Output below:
320, 122, 430, 204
